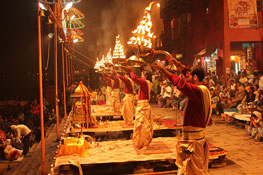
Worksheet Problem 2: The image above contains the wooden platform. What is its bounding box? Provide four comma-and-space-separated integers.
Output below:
54, 137, 228, 175
67, 119, 183, 141
91, 105, 122, 117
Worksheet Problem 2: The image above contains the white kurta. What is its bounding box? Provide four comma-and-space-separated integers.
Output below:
132, 99, 153, 149
111, 89, 120, 112
122, 93, 134, 125
106, 86, 112, 105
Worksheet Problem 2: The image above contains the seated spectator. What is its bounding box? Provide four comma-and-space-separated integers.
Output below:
257, 90, 263, 111
248, 111, 263, 141
210, 87, 219, 105
90, 91, 97, 105
171, 86, 181, 111
244, 82, 251, 93
225, 85, 246, 109
160, 81, 172, 108
219, 87, 230, 106
247, 73, 255, 84
217, 87, 230, 115
47, 108, 56, 126
97, 91, 106, 105
253, 84, 259, 101
239, 72, 248, 84
152, 76, 160, 103
0, 129, 6, 160
18, 112, 25, 124
242, 86, 256, 105
210, 87, 220, 115
203, 78, 209, 88
211, 71, 218, 84
214, 83, 222, 96
4, 139, 23, 160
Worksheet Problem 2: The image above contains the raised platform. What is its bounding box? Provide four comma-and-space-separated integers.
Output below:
54, 137, 228, 174
67, 119, 183, 141
92, 105, 122, 118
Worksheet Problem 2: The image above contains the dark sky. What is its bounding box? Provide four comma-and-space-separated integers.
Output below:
1, 0, 162, 100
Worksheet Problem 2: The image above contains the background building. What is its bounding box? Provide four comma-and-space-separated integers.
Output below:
160, 0, 263, 78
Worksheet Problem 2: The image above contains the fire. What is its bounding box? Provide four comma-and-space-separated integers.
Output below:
112, 35, 126, 59
127, 12, 153, 48
94, 57, 105, 72
94, 49, 114, 72
105, 48, 113, 65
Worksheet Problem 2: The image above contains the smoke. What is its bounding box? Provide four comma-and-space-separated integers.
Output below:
76, 0, 163, 60
99, 0, 151, 56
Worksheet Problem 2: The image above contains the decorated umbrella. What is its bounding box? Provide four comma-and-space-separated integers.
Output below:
70, 81, 95, 130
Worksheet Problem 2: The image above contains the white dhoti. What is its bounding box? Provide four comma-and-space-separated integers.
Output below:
176, 126, 209, 175
106, 86, 112, 105
132, 100, 153, 149
122, 93, 134, 125
111, 89, 120, 112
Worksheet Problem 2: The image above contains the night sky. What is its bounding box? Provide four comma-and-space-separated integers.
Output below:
1, 0, 162, 100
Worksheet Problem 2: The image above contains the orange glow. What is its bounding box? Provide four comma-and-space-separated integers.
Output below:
112, 35, 126, 59
105, 48, 113, 65
127, 12, 153, 48
94, 49, 114, 71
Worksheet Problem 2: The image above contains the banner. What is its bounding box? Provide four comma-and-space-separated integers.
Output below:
228, 0, 258, 28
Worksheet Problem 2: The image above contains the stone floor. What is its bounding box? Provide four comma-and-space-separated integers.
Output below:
1, 105, 263, 175
152, 105, 263, 175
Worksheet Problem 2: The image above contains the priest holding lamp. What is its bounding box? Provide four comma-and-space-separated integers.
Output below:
107, 72, 121, 113
152, 58, 212, 175
116, 69, 135, 125
122, 66, 153, 150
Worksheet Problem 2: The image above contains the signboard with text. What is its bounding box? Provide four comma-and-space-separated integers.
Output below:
228, 0, 258, 28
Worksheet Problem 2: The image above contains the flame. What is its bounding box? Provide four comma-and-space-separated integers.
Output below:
127, 12, 153, 48
105, 48, 113, 65
112, 35, 126, 59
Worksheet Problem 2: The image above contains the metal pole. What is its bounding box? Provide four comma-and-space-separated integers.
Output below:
54, 1, 60, 140
65, 49, 69, 86
37, 1, 46, 174
61, 43, 67, 118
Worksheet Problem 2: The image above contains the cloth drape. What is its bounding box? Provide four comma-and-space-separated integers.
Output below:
106, 86, 112, 105
111, 89, 120, 112
122, 93, 134, 125
132, 100, 153, 149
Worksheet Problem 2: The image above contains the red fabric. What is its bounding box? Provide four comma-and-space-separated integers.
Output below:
9, 151, 20, 160
98, 100, 105, 105
159, 119, 182, 128
129, 70, 149, 100
169, 74, 206, 128
117, 74, 133, 94
254, 43, 263, 71
0, 129, 6, 141
208, 143, 228, 156
109, 74, 120, 89
103, 76, 112, 87
31, 105, 40, 115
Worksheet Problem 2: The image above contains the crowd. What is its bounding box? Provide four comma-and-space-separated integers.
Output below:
3, 66, 262, 162
92, 68, 263, 142
151, 69, 263, 142
0, 98, 59, 161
